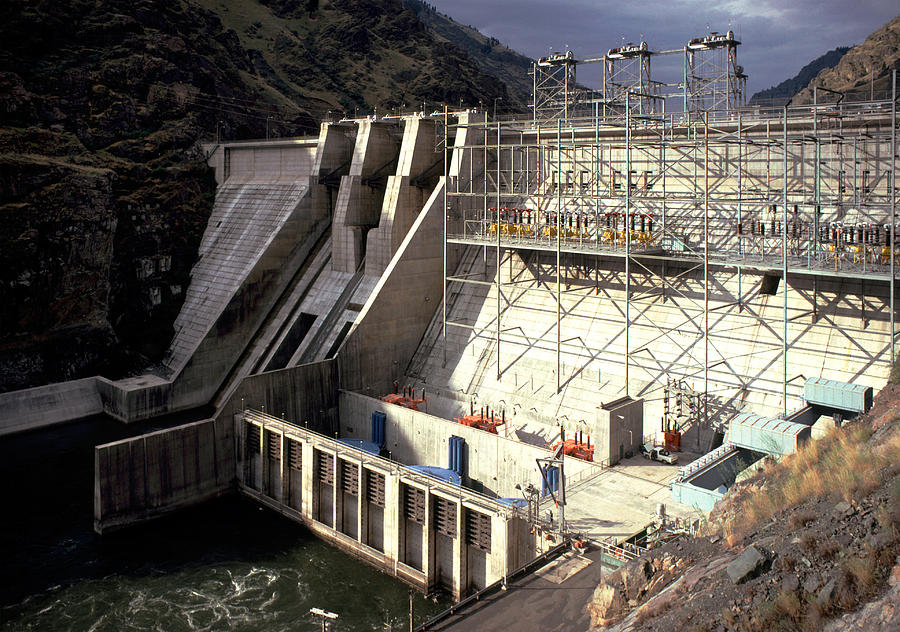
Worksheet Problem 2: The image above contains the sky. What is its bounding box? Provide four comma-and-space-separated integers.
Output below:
430, 0, 899, 97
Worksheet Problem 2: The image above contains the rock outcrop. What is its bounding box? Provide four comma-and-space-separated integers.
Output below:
586, 376, 900, 632
795, 13, 900, 103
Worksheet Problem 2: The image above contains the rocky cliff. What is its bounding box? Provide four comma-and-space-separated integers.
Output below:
794, 13, 900, 103
401, 0, 534, 107
0, 0, 527, 392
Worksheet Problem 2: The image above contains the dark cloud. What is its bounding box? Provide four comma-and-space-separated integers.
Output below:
431, 0, 899, 95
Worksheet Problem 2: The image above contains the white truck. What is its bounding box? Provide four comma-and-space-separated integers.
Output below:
641, 443, 678, 464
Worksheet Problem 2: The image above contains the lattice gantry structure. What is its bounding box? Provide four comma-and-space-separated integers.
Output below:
531, 51, 579, 124
684, 31, 746, 115
603, 42, 660, 117
415, 87, 899, 447
531, 30, 747, 125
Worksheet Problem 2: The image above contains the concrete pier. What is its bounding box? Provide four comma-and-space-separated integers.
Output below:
94, 415, 235, 533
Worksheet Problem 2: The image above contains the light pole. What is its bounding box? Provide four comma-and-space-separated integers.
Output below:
493, 96, 503, 120
266, 116, 272, 139
216, 120, 224, 143
310, 608, 339, 631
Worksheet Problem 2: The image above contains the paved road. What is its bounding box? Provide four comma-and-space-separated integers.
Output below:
429, 547, 612, 632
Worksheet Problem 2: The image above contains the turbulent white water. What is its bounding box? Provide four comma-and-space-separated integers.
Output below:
0, 418, 447, 632
5, 539, 444, 632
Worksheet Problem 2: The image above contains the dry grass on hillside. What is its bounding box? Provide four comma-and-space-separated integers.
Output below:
598, 380, 900, 632
722, 420, 900, 545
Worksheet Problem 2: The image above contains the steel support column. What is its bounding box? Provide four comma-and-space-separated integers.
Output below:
892, 70, 897, 365
557, 120, 562, 393
703, 113, 710, 446
442, 106, 448, 367
496, 122, 502, 380
625, 93, 631, 397
783, 105, 789, 416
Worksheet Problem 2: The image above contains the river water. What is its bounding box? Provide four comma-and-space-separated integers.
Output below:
0, 416, 448, 631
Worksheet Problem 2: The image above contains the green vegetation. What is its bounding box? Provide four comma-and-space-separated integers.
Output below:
195, 0, 518, 117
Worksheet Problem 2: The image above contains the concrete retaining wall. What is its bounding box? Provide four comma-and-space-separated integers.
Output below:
338, 390, 595, 499
93, 415, 235, 533
337, 178, 461, 397
218, 360, 340, 436
93, 361, 339, 532
97, 374, 172, 423
0, 377, 103, 436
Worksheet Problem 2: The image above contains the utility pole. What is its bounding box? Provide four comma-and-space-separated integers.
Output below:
409, 589, 414, 632
309, 608, 339, 631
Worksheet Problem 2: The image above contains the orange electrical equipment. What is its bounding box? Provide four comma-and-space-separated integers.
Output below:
663, 430, 681, 452
456, 407, 505, 434
380, 385, 426, 412
548, 433, 594, 462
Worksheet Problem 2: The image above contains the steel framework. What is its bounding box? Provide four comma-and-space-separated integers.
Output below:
603, 42, 660, 117
531, 51, 579, 125
441, 74, 898, 442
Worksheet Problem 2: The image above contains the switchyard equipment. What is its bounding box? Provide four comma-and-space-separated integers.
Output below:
381, 385, 427, 411
456, 407, 505, 434
663, 377, 705, 450
549, 431, 595, 462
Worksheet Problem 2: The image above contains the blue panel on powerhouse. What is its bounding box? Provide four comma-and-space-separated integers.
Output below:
406, 465, 461, 486
337, 438, 381, 455
371, 411, 386, 448
448, 435, 466, 477
541, 465, 559, 496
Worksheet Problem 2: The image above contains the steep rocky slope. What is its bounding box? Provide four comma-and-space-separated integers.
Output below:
401, 0, 534, 107
794, 13, 900, 103
0, 0, 526, 392
750, 47, 851, 105
585, 373, 900, 631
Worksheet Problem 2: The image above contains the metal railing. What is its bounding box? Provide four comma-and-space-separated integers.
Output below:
596, 538, 647, 564
673, 442, 736, 482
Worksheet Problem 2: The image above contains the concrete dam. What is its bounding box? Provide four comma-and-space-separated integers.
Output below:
3, 81, 897, 604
